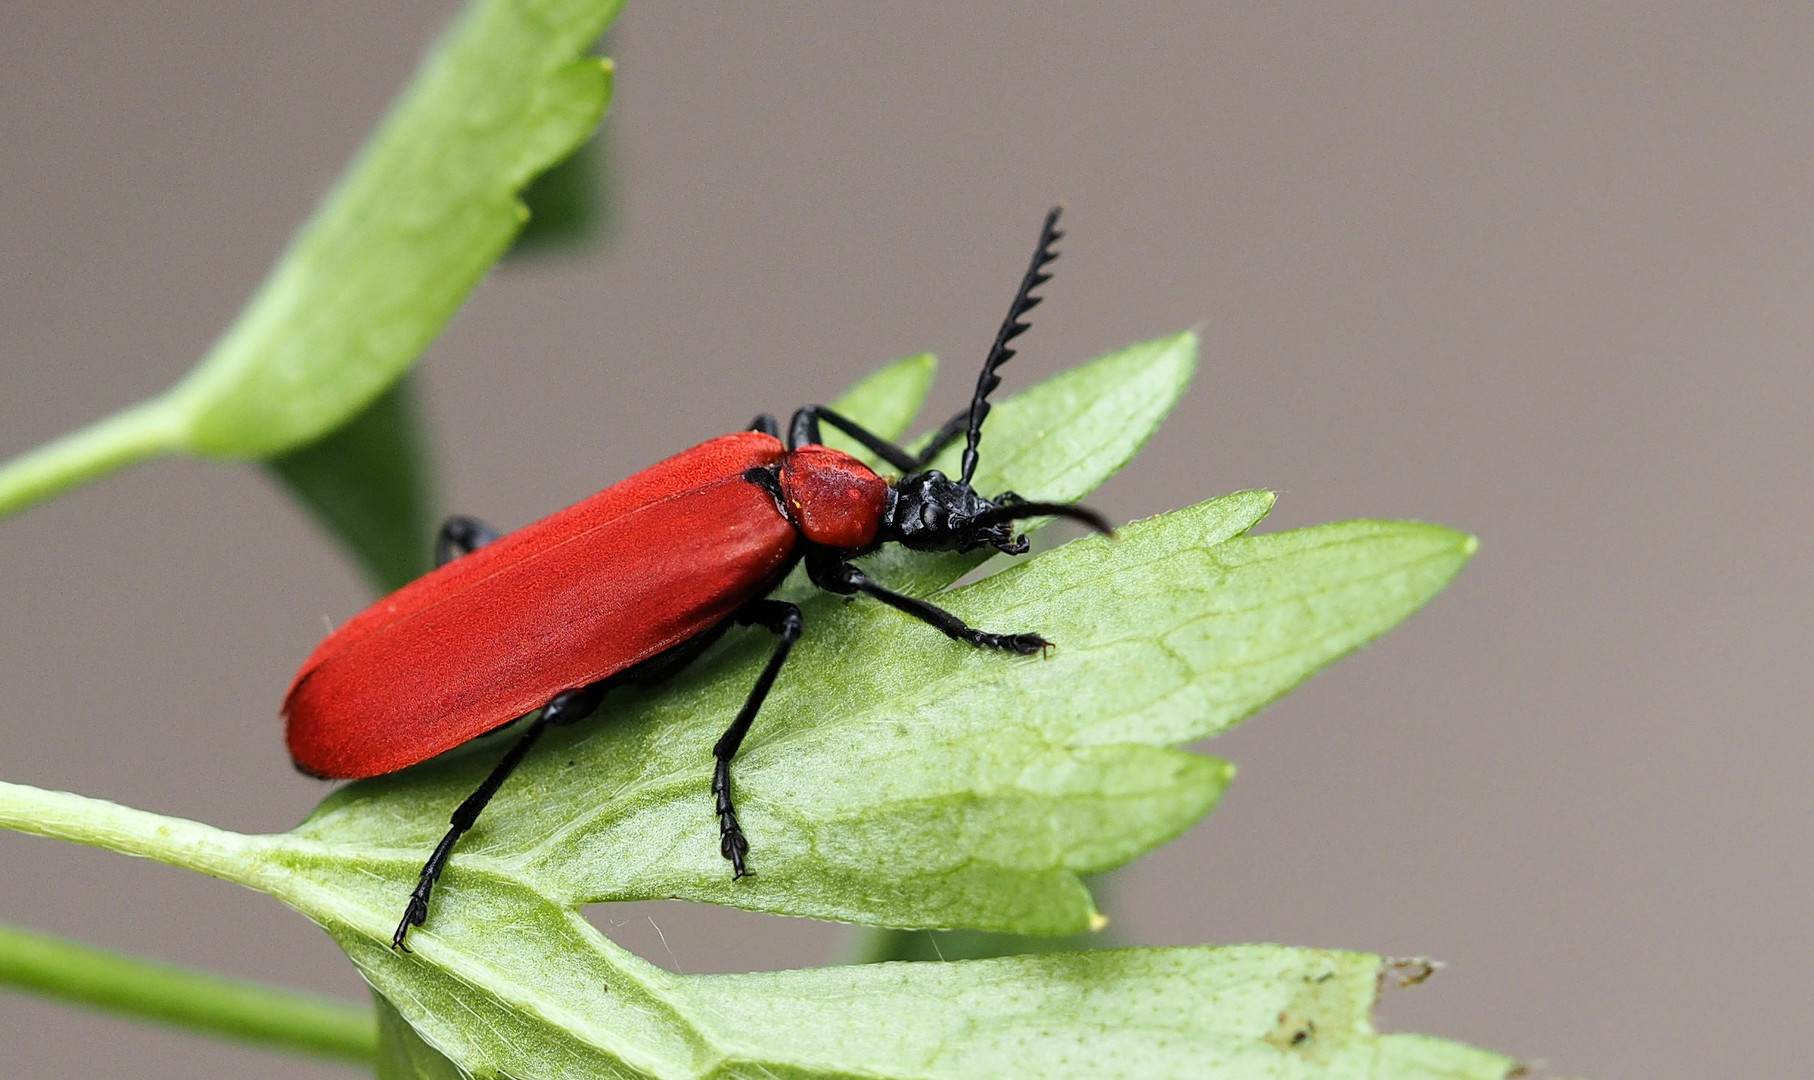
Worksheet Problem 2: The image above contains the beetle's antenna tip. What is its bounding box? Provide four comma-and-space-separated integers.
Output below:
959, 208, 1065, 486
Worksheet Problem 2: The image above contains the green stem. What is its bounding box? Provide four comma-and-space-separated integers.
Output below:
0, 780, 261, 884
0, 920, 375, 1064
0, 395, 189, 520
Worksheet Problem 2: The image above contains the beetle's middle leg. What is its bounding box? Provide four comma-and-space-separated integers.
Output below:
713, 599, 805, 877
392, 682, 603, 951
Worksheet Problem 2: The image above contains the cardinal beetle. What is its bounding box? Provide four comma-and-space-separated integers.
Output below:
282, 207, 1111, 950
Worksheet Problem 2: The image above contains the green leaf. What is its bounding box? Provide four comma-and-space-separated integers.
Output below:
0, 783, 1515, 1080
266, 336, 1472, 941
0, 779, 1515, 1080
0, 337, 1503, 1077
338, 890, 1514, 1080
0, 0, 623, 520
266, 373, 437, 593
845, 877, 1127, 967
684, 946, 1516, 1080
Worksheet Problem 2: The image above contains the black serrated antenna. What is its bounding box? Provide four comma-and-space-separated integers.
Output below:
959, 206, 1063, 487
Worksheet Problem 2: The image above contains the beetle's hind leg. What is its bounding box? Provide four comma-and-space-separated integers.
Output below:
713, 599, 805, 877
392, 682, 604, 951
435, 515, 501, 567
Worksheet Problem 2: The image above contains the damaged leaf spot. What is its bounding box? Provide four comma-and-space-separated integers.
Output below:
1264, 964, 1358, 1064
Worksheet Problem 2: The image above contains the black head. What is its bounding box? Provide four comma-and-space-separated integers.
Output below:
881, 471, 1112, 555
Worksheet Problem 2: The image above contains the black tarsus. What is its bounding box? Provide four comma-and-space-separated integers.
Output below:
392, 682, 605, 950
748, 414, 782, 438
961, 206, 1063, 486
436, 516, 502, 568
806, 551, 1048, 655
712, 599, 805, 877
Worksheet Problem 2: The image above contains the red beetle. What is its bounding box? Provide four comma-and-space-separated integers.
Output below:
283, 208, 1110, 948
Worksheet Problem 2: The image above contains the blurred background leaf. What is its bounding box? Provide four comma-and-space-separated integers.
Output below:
509, 129, 617, 258
265, 374, 437, 594
0, 0, 623, 521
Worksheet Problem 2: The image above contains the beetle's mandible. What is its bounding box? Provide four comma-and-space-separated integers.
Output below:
280, 207, 1111, 950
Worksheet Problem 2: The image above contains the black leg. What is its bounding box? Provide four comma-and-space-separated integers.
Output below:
786, 404, 971, 471
788, 406, 918, 468
392, 683, 604, 951
748, 414, 782, 437
712, 599, 804, 877
435, 515, 502, 568
806, 552, 1048, 655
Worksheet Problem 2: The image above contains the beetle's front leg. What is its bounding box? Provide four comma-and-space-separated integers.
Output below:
806, 553, 1048, 655
713, 599, 805, 877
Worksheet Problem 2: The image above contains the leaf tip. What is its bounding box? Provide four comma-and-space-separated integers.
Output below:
1087, 911, 1110, 932
1153, 329, 1199, 383
1423, 524, 1480, 568
590, 56, 617, 97
1398, 522, 1479, 564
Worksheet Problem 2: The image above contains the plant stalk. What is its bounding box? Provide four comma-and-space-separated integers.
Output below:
0, 780, 261, 884
0, 920, 375, 1064
0, 395, 188, 520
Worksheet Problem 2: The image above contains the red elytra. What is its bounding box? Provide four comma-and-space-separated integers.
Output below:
282, 432, 885, 779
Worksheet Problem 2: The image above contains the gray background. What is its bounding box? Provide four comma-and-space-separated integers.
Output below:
1, 4, 1807, 1078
